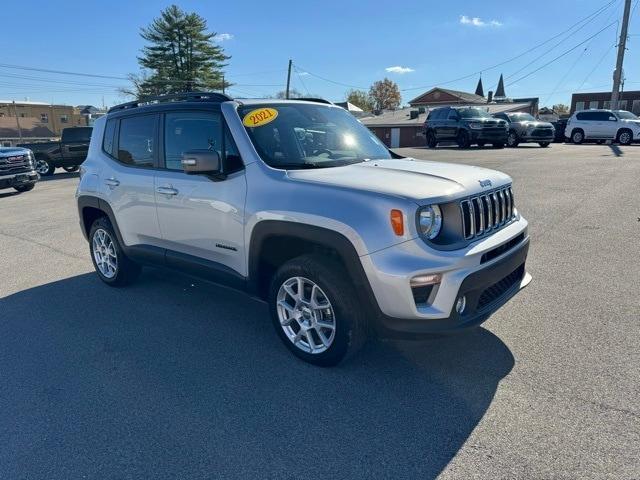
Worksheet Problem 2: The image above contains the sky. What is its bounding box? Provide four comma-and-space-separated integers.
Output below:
1, 0, 637, 109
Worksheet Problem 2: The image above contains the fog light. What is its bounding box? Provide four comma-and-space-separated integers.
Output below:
410, 273, 442, 287
455, 296, 466, 314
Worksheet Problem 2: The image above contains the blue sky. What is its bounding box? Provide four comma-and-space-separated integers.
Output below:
1, 0, 637, 108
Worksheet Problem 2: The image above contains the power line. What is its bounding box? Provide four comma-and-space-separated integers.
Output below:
293, 64, 368, 90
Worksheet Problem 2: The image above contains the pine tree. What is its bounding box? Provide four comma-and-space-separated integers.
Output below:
128, 5, 230, 98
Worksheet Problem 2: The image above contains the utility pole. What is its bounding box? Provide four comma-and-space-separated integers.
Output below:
285, 59, 292, 99
222, 74, 226, 94
611, 0, 632, 109
12, 101, 22, 143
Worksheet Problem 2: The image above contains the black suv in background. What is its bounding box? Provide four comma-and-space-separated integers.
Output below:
18, 126, 92, 176
425, 107, 508, 149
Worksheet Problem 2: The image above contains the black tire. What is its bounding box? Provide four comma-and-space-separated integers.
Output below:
492, 142, 505, 149
35, 157, 55, 176
268, 254, 367, 366
14, 183, 35, 192
571, 129, 584, 144
63, 166, 79, 173
426, 130, 437, 148
617, 129, 633, 145
457, 130, 470, 149
538, 142, 550, 148
89, 216, 141, 287
506, 131, 519, 148
477, 141, 486, 147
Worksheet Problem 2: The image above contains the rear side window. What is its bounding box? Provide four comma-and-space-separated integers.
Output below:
103, 119, 116, 156
63, 127, 92, 142
117, 115, 157, 167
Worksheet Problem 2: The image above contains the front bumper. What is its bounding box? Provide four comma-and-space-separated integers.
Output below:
0, 171, 39, 189
360, 216, 530, 337
520, 133, 554, 143
470, 129, 508, 142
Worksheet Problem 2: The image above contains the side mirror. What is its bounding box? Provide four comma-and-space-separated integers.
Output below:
609, 116, 617, 121
181, 150, 221, 175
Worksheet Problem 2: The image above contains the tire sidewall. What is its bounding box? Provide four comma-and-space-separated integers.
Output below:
89, 217, 122, 285
36, 158, 55, 176
268, 256, 363, 366
507, 131, 519, 147
618, 129, 632, 145
572, 130, 584, 144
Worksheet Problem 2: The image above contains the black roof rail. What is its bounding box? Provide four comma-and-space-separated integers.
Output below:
108, 91, 233, 113
295, 97, 333, 105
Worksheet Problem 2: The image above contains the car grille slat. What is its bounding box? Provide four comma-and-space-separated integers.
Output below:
461, 186, 516, 240
0, 154, 31, 175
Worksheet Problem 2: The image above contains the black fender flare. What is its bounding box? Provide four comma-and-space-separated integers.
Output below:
77, 195, 125, 246
247, 220, 381, 315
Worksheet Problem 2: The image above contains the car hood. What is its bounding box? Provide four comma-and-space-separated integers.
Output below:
286, 158, 511, 204
0, 147, 31, 158
620, 119, 640, 127
514, 120, 554, 128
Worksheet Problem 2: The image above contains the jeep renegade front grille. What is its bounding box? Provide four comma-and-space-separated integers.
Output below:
460, 186, 516, 240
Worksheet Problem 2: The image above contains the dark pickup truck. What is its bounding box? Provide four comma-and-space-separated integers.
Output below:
19, 126, 92, 176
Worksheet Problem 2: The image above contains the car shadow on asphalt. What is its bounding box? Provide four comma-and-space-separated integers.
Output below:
38, 172, 79, 182
0, 269, 514, 479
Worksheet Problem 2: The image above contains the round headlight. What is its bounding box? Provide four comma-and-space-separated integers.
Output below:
418, 205, 442, 240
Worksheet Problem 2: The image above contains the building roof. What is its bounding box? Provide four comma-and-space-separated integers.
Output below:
0, 100, 51, 106
361, 102, 534, 127
408, 87, 486, 106
495, 74, 506, 98
0, 117, 56, 138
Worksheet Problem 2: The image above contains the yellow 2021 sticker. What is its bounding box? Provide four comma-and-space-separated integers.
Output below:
242, 108, 278, 127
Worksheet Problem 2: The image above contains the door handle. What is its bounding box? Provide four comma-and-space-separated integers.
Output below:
104, 177, 120, 187
156, 186, 179, 196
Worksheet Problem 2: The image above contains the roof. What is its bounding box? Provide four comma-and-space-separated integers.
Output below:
361, 102, 534, 127
0, 100, 51, 106
408, 87, 486, 106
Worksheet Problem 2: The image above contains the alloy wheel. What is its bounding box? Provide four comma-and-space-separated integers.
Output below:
35, 159, 50, 175
92, 228, 118, 279
619, 132, 631, 144
507, 132, 517, 147
276, 276, 336, 354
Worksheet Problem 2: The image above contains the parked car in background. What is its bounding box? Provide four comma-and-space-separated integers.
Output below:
552, 118, 568, 142
565, 109, 640, 145
425, 106, 508, 149
76, 92, 531, 366
0, 147, 39, 193
19, 126, 92, 176
492, 112, 555, 148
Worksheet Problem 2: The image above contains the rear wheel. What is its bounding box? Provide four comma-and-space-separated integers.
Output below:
457, 130, 470, 149
426, 130, 437, 148
35, 158, 55, 176
14, 183, 35, 193
269, 254, 366, 366
507, 131, 519, 148
89, 217, 141, 287
571, 129, 584, 144
538, 142, 550, 148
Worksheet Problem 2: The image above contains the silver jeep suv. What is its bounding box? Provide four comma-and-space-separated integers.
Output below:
76, 92, 531, 366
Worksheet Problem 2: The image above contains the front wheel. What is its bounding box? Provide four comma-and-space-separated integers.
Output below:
617, 129, 633, 145
507, 131, 519, 148
63, 166, 79, 173
35, 158, 55, 176
539, 142, 550, 148
89, 217, 141, 287
571, 130, 584, 144
14, 183, 35, 193
269, 254, 366, 366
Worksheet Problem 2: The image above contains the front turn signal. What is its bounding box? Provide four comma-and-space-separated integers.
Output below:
390, 209, 404, 236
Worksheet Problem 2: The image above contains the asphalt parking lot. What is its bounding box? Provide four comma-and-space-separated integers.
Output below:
1, 143, 639, 479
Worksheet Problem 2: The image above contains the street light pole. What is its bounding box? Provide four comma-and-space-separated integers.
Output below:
611, 0, 632, 109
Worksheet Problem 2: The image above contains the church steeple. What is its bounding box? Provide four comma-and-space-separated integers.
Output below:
475, 76, 484, 97
495, 74, 506, 98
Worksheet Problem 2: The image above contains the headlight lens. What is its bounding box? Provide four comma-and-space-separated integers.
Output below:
469, 122, 483, 130
417, 205, 442, 240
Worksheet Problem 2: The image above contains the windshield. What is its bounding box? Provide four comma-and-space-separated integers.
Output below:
457, 108, 492, 119
507, 113, 536, 122
239, 103, 391, 169
615, 110, 638, 120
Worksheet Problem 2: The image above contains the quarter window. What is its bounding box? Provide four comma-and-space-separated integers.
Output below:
103, 120, 116, 156
117, 115, 157, 167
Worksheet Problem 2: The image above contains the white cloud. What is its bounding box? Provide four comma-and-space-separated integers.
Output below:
385, 66, 415, 74
460, 15, 502, 27
215, 33, 234, 42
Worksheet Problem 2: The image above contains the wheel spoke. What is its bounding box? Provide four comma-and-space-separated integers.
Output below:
305, 329, 317, 350
310, 285, 330, 309
315, 320, 335, 331
296, 277, 305, 302
283, 284, 298, 302
316, 328, 331, 347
